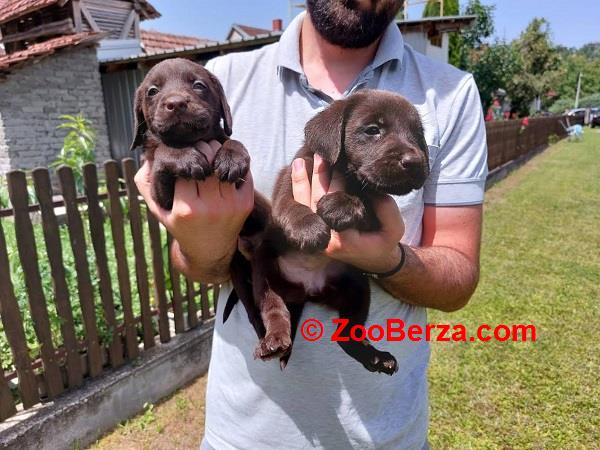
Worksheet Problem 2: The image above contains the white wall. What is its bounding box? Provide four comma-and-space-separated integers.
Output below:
402, 31, 449, 64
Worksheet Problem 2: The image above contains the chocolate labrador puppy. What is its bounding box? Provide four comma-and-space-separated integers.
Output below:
225, 90, 430, 375
132, 57, 271, 340
131, 58, 250, 210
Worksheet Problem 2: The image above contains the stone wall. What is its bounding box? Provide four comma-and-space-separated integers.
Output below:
0, 45, 111, 174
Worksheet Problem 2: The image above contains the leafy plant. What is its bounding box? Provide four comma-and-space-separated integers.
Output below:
0, 177, 9, 209
51, 114, 97, 192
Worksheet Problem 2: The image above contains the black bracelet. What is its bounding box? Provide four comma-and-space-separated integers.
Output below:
364, 243, 406, 280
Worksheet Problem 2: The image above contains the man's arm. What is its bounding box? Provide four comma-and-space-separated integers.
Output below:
134, 140, 254, 284
377, 205, 482, 312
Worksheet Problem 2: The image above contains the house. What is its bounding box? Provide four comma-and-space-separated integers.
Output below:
0, 0, 160, 173
226, 19, 283, 41
398, 15, 475, 64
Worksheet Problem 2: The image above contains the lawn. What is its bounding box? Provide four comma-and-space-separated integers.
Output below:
90, 132, 600, 449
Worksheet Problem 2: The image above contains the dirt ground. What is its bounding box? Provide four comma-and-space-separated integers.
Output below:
89, 375, 208, 450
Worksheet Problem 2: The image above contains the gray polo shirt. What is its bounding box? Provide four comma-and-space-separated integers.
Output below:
202, 12, 487, 450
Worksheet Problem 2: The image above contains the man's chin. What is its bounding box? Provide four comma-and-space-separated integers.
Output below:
307, 0, 399, 49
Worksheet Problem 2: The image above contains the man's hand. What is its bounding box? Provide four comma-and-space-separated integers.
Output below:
135, 140, 254, 283
291, 154, 482, 312
291, 154, 405, 274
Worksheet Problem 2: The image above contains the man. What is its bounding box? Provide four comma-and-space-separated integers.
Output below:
135, 1, 487, 448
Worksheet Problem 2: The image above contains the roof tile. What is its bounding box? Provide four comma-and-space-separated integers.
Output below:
141, 29, 214, 54
233, 24, 271, 38
0, 31, 104, 70
0, 0, 59, 24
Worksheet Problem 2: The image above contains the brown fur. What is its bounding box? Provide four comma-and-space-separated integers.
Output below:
225, 90, 430, 375
131, 58, 250, 210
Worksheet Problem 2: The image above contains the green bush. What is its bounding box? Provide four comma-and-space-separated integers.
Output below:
51, 114, 96, 192
0, 177, 8, 210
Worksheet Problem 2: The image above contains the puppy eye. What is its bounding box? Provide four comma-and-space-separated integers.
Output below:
193, 80, 207, 91
364, 125, 381, 136
147, 86, 159, 97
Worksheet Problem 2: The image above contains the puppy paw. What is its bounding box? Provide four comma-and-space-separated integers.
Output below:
214, 140, 250, 183
254, 332, 292, 361
363, 351, 398, 376
317, 192, 367, 231
174, 149, 212, 181
284, 213, 331, 252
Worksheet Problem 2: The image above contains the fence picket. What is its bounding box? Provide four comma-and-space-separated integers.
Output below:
6, 170, 64, 399
31, 168, 83, 389
147, 210, 170, 343
186, 279, 199, 329
83, 164, 125, 368
200, 284, 210, 321
0, 365, 16, 420
166, 233, 185, 334
104, 161, 138, 359
213, 284, 220, 313
57, 166, 104, 378
0, 219, 38, 409
122, 158, 155, 349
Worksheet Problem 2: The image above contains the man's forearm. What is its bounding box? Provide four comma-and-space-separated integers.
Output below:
170, 239, 235, 284
378, 245, 480, 312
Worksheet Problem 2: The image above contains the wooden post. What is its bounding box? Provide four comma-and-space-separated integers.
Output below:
83, 164, 125, 368
57, 166, 104, 378
6, 171, 64, 399
72, 0, 83, 32
104, 161, 139, 359
122, 159, 155, 349
32, 168, 83, 389
0, 218, 38, 408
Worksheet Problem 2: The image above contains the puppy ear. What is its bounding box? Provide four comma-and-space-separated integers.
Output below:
209, 73, 233, 136
130, 85, 147, 151
304, 99, 349, 164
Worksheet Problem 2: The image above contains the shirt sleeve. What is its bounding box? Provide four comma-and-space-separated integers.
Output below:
423, 75, 488, 206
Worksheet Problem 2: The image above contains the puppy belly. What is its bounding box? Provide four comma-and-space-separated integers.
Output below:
277, 253, 346, 296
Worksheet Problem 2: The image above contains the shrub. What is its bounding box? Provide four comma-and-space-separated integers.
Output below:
51, 114, 96, 192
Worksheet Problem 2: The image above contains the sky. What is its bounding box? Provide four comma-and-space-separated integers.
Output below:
145, 0, 599, 49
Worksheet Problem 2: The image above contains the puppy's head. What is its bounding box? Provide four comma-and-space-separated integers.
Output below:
131, 58, 232, 150
304, 90, 429, 196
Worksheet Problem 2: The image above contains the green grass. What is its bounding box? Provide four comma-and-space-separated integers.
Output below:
428, 132, 600, 448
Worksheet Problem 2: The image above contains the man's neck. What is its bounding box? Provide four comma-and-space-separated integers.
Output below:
300, 16, 380, 99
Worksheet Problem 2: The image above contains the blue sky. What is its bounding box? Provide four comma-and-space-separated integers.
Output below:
146, 0, 599, 49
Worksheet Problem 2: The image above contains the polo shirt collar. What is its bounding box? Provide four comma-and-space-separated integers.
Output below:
277, 11, 405, 76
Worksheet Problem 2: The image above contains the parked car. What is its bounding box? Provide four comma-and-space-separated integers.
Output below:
565, 108, 587, 126
590, 107, 600, 128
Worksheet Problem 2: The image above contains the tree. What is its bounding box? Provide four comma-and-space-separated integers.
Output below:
462, 0, 495, 46
422, 0, 462, 66
469, 41, 522, 109
509, 18, 561, 115
422, 0, 458, 17
579, 42, 600, 60
556, 55, 600, 99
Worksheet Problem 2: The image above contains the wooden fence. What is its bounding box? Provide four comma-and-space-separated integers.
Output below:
486, 116, 568, 171
0, 115, 569, 422
0, 159, 218, 421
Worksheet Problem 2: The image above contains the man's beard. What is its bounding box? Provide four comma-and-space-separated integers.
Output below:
306, 0, 403, 49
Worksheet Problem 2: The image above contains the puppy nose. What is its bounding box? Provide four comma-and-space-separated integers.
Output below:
399, 152, 423, 175
164, 96, 188, 112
